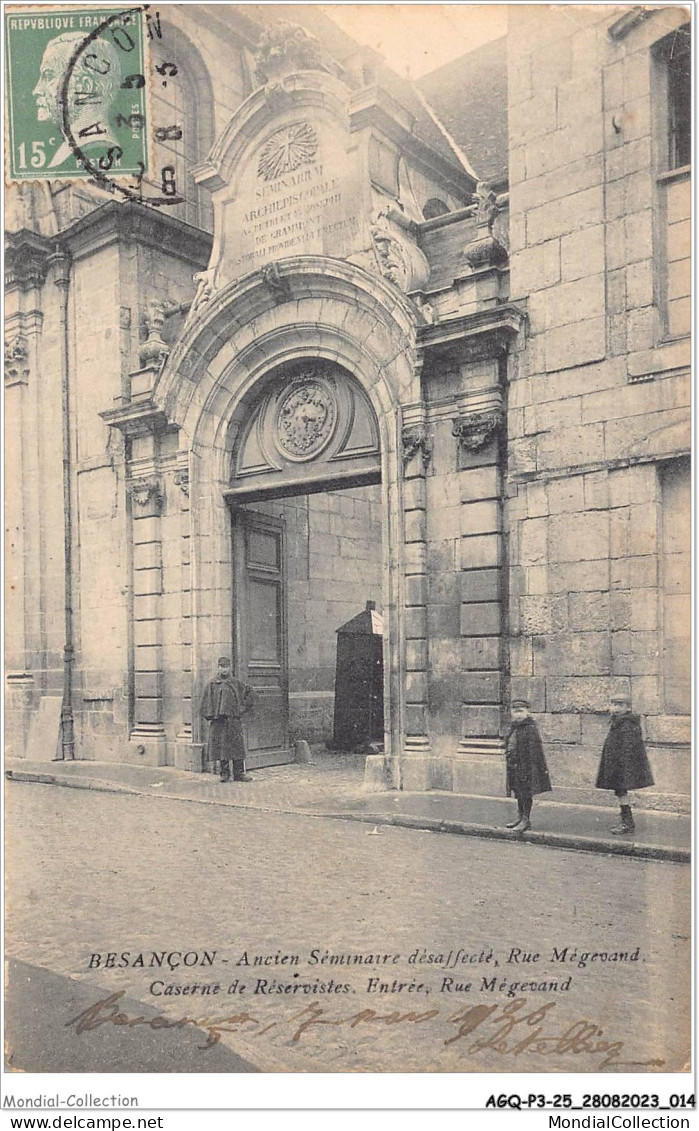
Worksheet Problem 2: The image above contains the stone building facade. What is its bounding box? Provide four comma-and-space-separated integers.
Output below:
4, 5, 690, 808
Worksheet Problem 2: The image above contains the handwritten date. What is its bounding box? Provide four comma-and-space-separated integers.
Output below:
65, 991, 665, 1070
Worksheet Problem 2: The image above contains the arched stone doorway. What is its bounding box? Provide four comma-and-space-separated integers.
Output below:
226, 356, 383, 768
146, 258, 428, 785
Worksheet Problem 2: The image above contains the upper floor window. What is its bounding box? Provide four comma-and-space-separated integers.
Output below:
423, 198, 450, 220
660, 458, 690, 715
656, 24, 691, 170
653, 22, 691, 340
151, 27, 215, 230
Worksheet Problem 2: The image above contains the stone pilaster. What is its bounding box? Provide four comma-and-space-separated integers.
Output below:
4, 232, 52, 756
101, 386, 172, 766
172, 463, 202, 771
453, 401, 506, 790
5, 332, 36, 755
5, 332, 32, 676
127, 471, 167, 764
400, 416, 433, 789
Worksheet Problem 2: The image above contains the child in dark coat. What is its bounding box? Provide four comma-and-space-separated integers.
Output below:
504, 698, 551, 831
595, 693, 654, 834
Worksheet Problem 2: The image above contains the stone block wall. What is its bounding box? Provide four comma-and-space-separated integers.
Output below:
70, 226, 208, 764
4, 213, 212, 766
5, 250, 67, 758
70, 243, 129, 761
424, 413, 462, 755
506, 5, 691, 799
422, 349, 506, 773
251, 485, 383, 747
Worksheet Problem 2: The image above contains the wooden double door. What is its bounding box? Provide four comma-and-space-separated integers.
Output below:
232, 510, 291, 768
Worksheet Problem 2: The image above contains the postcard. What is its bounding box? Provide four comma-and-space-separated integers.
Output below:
3, 0, 693, 1115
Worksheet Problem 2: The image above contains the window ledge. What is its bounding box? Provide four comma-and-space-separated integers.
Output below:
657, 165, 691, 185
627, 337, 690, 379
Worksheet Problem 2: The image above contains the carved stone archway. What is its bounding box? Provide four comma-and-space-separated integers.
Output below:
226, 356, 381, 498
150, 257, 428, 784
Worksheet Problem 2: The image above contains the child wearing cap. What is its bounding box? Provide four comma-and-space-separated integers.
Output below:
595, 693, 654, 834
504, 698, 551, 831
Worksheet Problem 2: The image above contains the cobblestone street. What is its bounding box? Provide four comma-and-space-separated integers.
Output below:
5, 782, 690, 1074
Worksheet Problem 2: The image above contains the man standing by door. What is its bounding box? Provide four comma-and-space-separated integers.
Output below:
201, 656, 255, 782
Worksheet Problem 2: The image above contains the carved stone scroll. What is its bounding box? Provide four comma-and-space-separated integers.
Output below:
474, 181, 499, 227
187, 268, 217, 324
463, 181, 508, 270
173, 468, 189, 497
261, 262, 292, 304
127, 477, 164, 515
370, 209, 430, 294
140, 300, 176, 368
452, 409, 503, 453
402, 424, 433, 468
4, 334, 29, 385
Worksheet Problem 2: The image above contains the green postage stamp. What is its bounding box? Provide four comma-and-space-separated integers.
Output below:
5, 6, 149, 180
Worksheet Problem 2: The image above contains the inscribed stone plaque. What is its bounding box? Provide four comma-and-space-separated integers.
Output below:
216, 111, 365, 286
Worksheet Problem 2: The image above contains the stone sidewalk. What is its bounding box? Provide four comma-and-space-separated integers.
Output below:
5, 755, 690, 863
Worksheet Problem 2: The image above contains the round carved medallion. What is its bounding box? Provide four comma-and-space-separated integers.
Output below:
275, 378, 337, 461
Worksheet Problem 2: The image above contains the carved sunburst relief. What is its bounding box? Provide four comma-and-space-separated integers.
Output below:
257, 121, 318, 181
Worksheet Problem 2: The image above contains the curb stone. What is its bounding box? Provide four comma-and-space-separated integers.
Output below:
5, 769, 689, 864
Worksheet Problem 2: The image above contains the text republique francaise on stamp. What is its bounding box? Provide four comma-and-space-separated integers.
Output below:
5, 6, 149, 181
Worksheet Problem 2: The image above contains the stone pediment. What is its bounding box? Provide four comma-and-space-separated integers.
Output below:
195, 70, 366, 291
193, 51, 444, 300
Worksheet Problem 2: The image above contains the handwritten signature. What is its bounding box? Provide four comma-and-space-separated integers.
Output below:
65, 992, 665, 1070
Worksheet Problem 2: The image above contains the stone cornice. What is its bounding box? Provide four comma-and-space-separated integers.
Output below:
418, 204, 477, 234
507, 444, 691, 488
58, 201, 212, 268
350, 88, 474, 199
5, 229, 55, 292
418, 304, 527, 360
350, 84, 416, 136
101, 398, 170, 438
607, 6, 653, 41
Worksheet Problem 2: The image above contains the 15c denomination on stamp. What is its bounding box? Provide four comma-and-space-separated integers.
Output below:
5, 6, 149, 180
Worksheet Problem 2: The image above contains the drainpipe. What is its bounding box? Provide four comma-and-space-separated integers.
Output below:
49, 248, 74, 760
